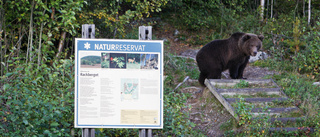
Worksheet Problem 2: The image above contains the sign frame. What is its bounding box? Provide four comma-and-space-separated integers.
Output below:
74, 38, 163, 129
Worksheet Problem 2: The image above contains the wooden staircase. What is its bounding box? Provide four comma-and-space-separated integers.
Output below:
204, 79, 312, 133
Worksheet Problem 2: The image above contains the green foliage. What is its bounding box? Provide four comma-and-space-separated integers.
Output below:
164, 53, 199, 81
101, 61, 109, 68
101, 53, 110, 68
98, 128, 138, 136
111, 56, 125, 68
235, 98, 254, 126
294, 24, 320, 79
234, 80, 249, 88
165, 0, 252, 32
79, 0, 169, 38
156, 86, 200, 136
226, 98, 270, 136
0, 0, 83, 75
284, 18, 305, 53
151, 50, 202, 136
275, 73, 319, 103
264, 23, 320, 80
272, 73, 320, 136
0, 60, 79, 136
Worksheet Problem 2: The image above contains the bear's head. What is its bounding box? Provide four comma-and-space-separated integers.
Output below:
239, 34, 264, 56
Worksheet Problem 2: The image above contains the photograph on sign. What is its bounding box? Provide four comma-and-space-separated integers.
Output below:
75, 39, 163, 129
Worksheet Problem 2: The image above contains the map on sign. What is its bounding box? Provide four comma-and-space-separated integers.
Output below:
74, 39, 163, 129
121, 78, 139, 101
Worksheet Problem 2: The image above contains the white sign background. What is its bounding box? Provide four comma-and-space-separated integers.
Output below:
74, 39, 163, 128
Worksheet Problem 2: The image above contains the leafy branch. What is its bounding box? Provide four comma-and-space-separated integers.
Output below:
112, 57, 125, 68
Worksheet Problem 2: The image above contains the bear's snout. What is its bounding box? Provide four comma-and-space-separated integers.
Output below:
252, 51, 257, 56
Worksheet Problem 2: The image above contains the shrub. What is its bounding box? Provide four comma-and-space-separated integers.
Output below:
295, 25, 320, 80
0, 59, 79, 136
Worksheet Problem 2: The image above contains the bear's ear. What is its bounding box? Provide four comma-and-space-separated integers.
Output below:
258, 35, 264, 41
242, 35, 251, 42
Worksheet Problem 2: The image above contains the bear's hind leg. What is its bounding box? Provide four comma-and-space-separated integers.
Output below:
199, 70, 221, 87
207, 70, 222, 79
198, 72, 207, 87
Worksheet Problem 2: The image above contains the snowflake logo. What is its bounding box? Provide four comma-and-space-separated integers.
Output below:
84, 42, 90, 50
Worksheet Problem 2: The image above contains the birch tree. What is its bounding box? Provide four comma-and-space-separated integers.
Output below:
261, 0, 265, 21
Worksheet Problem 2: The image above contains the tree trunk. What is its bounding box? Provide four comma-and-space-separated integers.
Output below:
113, 1, 120, 39
219, 1, 224, 35
17, 25, 22, 57
260, 0, 265, 21
308, 0, 311, 25
2, 5, 8, 73
51, 7, 55, 20
294, 0, 299, 19
0, 3, 3, 76
271, 0, 273, 18
56, 31, 66, 58
38, 18, 44, 69
27, 0, 35, 63
303, 0, 305, 18
266, 0, 269, 18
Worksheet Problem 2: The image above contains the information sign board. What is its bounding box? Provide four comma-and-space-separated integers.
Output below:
74, 39, 163, 128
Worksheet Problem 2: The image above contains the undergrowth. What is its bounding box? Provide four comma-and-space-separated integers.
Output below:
0, 27, 203, 136
1, 60, 79, 136
158, 42, 203, 136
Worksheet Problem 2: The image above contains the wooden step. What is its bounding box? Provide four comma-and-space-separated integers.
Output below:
204, 78, 304, 124
218, 88, 282, 96
250, 107, 300, 117
226, 97, 288, 103
207, 79, 276, 87
253, 117, 305, 124
251, 107, 299, 114
269, 117, 305, 123
269, 127, 314, 132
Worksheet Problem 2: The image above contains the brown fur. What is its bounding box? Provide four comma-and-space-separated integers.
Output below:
196, 32, 264, 86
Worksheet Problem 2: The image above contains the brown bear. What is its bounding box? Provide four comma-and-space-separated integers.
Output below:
196, 32, 264, 86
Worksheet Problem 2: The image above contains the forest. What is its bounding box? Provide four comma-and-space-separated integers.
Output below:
1, 0, 320, 136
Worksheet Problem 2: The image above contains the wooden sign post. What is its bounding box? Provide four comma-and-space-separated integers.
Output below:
138, 26, 153, 137
81, 24, 95, 137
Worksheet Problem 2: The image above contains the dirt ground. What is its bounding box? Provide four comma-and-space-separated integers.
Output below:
155, 25, 279, 136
